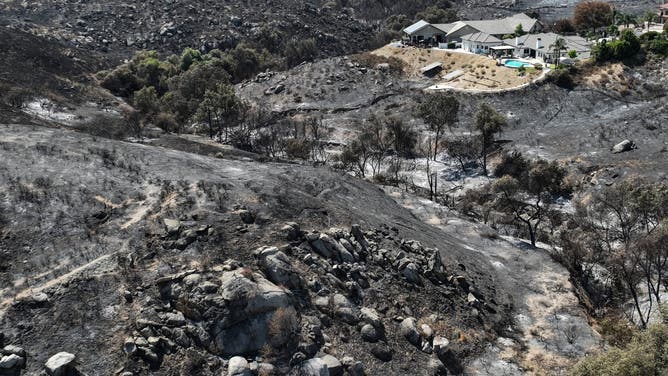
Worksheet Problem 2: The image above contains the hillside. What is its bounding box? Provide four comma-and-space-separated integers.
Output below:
0, 0, 667, 375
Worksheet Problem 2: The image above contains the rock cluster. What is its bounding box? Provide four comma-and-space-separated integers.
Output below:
116, 223, 496, 374
0, 345, 26, 376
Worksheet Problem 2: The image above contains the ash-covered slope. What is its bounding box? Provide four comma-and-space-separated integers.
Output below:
0, 0, 373, 63
0, 123, 514, 375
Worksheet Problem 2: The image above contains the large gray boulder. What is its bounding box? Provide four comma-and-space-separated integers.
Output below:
255, 246, 302, 289
213, 271, 291, 356
44, 352, 77, 376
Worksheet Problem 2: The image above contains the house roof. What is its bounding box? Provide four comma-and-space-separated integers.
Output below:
432, 23, 457, 33
403, 20, 431, 35
460, 32, 502, 43
503, 33, 592, 52
660, 3, 668, 10
450, 13, 538, 36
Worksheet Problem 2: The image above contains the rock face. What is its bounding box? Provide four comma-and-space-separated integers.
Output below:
255, 246, 302, 289
214, 271, 291, 355
44, 352, 77, 376
151, 268, 291, 357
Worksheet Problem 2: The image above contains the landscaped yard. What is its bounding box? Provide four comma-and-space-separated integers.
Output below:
372, 45, 544, 91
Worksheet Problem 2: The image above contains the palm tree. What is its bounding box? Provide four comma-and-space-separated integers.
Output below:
550, 37, 567, 66
643, 10, 657, 30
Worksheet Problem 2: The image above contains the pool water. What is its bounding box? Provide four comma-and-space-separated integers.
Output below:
504, 60, 533, 68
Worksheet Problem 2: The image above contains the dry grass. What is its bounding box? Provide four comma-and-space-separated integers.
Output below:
371, 45, 541, 90
578, 63, 634, 94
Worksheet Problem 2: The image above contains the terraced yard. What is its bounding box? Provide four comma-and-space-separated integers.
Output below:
373, 45, 544, 91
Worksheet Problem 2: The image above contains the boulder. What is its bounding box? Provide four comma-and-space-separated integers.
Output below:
341, 357, 364, 376
1, 346, 25, 358
370, 345, 392, 362
425, 251, 446, 281
44, 352, 77, 376
162, 311, 186, 327
257, 363, 276, 375
296, 358, 329, 376
402, 263, 422, 285
360, 324, 380, 342
427, 356, 448, 375
320, 354, 343, 376
255, 247, 301, 289
213, 271, 291, 355
330, 294, 359, 324
228, 356, 251, 376
281, 222, 302, 241
309, 234, 333, 259
359, 307, 382, 328
0, 354, 23, 369
612, 139, 635, 153
399, 317, 421, 346
432, 336, 450, 357
238, 210, 255, 224
163, 218, 181, 235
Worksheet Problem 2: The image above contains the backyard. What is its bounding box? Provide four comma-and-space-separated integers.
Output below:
372, 44, 546, 91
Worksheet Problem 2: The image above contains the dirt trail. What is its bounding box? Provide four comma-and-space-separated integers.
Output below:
385, 187, 601, 375
0, 251, 118, 317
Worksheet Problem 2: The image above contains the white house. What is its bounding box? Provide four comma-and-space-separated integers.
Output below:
502, 33, 592, 62
403, 13, 541, 45
461, 32, 503, 54
403, 20, 449, 44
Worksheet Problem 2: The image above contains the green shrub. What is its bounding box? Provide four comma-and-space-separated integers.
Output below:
283, 38, 317, 67
647, 38, 668, 56
593, 29, 642, 63
180, 47, 203, 71
100, 65, 142, 97
570, 322, 668, 376
154, 112, 179, 133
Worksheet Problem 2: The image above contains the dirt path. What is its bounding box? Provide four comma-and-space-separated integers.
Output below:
385, 187, 601, 375
0, 251, 118, 319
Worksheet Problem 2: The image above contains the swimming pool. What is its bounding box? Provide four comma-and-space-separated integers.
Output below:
504, 60, 533, 68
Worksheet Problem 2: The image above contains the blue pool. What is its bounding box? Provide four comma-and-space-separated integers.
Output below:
504, 60, 533, 68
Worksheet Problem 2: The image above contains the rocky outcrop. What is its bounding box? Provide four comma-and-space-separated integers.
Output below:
254, 246, 302, 289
